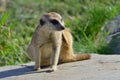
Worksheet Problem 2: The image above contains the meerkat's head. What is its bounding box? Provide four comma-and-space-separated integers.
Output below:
39, 12, 65, 31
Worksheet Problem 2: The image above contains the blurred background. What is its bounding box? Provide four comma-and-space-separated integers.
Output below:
0, 0, 120, 66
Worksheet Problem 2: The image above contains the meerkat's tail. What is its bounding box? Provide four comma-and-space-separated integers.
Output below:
59, 53, 90, 64
75, 54, 90, 61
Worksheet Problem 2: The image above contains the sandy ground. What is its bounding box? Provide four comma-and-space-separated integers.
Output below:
0, 54, 120, 80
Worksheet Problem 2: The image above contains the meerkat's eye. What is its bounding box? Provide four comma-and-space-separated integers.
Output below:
40, 19, 45, 26
50, 19, 59, 25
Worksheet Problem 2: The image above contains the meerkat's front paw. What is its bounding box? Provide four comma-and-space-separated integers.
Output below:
50, 65, 57, 72
33, 68, 40, 71
33, 66, 41, 71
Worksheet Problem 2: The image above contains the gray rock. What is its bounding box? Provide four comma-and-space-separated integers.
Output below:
1, 54, 120, 80
102, 15, 120, 54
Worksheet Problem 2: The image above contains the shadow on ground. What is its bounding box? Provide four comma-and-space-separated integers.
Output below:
0, 65, 52, 79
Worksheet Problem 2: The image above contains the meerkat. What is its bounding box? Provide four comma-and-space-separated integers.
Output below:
27, 12, 90, 71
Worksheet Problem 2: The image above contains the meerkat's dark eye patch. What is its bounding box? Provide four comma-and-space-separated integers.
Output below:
40, 19, 45, 26
50, 19, 59, 25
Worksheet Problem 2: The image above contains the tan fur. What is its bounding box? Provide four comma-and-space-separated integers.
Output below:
27, 12, 90, 71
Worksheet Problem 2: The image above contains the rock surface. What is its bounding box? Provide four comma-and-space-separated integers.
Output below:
102, 15, 120, 54
0, 54, 120, 80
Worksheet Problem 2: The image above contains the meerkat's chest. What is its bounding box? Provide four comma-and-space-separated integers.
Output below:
41, 42, 53, 59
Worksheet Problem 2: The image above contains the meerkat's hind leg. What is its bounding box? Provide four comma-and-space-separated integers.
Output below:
33, 47, 42, 71
27, 45, 41, 71
27, 45, 35, 60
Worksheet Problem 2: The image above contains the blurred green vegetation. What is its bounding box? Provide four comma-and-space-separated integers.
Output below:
0, 0, 120, 66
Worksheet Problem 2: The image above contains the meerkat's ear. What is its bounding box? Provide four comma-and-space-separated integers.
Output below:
40, 19, 45, 26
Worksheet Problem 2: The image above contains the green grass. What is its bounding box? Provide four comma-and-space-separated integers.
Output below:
0, 0, 120, 66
